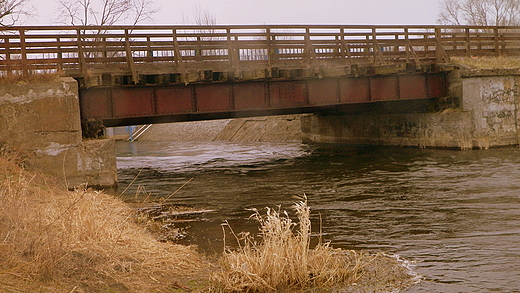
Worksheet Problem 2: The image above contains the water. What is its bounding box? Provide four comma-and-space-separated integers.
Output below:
115, 141, 520, 292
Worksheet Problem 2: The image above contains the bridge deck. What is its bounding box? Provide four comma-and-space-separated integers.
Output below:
1, 25, 512, 133
0, 24, 518, 86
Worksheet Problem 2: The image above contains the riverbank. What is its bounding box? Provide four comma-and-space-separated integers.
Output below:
134, 114, 303, 142
0, 155, 209, 292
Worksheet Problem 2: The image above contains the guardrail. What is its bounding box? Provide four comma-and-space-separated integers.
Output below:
0, 25, 518, 82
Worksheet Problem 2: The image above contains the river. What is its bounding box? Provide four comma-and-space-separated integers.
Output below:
115, 140, 520, 292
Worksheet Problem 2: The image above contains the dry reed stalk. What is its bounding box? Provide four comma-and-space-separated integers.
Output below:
211, 196, 418, 292
0, 155, 208, 292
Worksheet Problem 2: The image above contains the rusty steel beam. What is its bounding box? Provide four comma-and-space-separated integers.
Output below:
79, 72, 447, 127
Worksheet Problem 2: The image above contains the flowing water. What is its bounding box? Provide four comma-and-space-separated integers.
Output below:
115, 140, 520, 292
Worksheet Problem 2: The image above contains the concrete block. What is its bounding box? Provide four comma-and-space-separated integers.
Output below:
0, 77, 117, 189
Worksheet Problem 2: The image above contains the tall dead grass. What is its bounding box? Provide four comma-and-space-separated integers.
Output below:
211, 196, 418, 292
451, 56, 520, 69
0, 156, 207, 292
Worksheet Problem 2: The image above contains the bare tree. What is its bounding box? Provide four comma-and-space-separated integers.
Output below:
192, 3, 216, 26
0, 0, 31, 26
57, 0, 158, 26
438, 0, 520, 26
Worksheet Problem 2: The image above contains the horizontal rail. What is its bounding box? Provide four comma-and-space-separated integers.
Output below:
0, 25, 518, 80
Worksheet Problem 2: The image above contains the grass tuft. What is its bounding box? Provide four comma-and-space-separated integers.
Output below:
211, 196, 418, 292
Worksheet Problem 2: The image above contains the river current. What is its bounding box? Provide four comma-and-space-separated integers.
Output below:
115, 140, 520, 292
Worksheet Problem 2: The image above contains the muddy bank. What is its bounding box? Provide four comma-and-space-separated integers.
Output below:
136, 115, 304, 142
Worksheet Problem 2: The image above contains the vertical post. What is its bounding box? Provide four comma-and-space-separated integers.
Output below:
452, 33, 456, 51
19, 29, 27, 76
404, 27, 410, 63
233, 31, 240, 71
494, 27, 500, 57
4, 37, 11, 75
102, 35, 108, 63
305, 27, 312, 65
172, 28, 187, 84
424, 33, 428, 53
56, 37, 63, 71
146, 36, 153, 61
226, 28, 234, 69
465, 28, 470, 57
435, 27, 442, 62
172, 28, 180, 65
76, 29, 86, 76
371, 27, 384, 64
196, 35, 202, 61
371, 27, 377, 63
124, 29, 138, 84
340, 27, 346, 63
365, 34, 370, 61
266, 27, 273, 69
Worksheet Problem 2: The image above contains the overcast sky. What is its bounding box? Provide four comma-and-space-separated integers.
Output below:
29, 0, 440, 26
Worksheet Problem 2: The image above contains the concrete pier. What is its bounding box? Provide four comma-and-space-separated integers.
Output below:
302, 69, 520, 150
0, 77, 117, 189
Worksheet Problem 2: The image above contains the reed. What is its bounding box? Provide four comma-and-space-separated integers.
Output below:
211, 196, 418, 292
0, 155, 206, 292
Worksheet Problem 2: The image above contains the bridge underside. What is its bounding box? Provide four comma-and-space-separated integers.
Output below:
79, 72, 448, 131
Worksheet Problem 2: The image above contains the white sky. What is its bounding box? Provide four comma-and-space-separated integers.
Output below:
28, 0, 440, 26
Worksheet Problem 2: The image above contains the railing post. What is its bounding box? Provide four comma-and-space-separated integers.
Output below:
305, 27, 312, 65
340, 27, 346, 63
435, 27, 449, 63
146, 36, 153, 61
266, 27, 273, 69
56, 37, 63, 71
233, 32, 240, 72
494, 27, 500, 57
371, 27, 377, 63
4, 36, 11, 75
124, 29, 138, 84
371, 27, 385, 64
172, 28, 187, 84
76, 29, 86, 76
404, 28, 410, 63
19, 29, 27, 76
102, 36, 108, 63
435, 27, 442, 62
172, 28, 180, 65
226, 28, 235, 71
465, 28, 470, 57
196, 35, 202, 61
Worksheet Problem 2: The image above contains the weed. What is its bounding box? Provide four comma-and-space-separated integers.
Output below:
211, 196, 418, 292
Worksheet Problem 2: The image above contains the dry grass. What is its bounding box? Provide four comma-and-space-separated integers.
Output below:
451, 56, 520, 69
211, 196, 418, 292
0, 71, 64, 85
0, 155, 208, 293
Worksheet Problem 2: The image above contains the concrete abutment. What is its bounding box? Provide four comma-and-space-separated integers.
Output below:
302, 69, 520, 150
0, 77, 117, 189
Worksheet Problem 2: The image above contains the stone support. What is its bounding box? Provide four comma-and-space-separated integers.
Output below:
0, 77, 117, 189
302, 69, 520, 149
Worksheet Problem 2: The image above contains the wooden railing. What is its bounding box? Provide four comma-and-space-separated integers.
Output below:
0, 25, 519, 81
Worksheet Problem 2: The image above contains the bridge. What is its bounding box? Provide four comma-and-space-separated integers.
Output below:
1, 25, 518, 135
